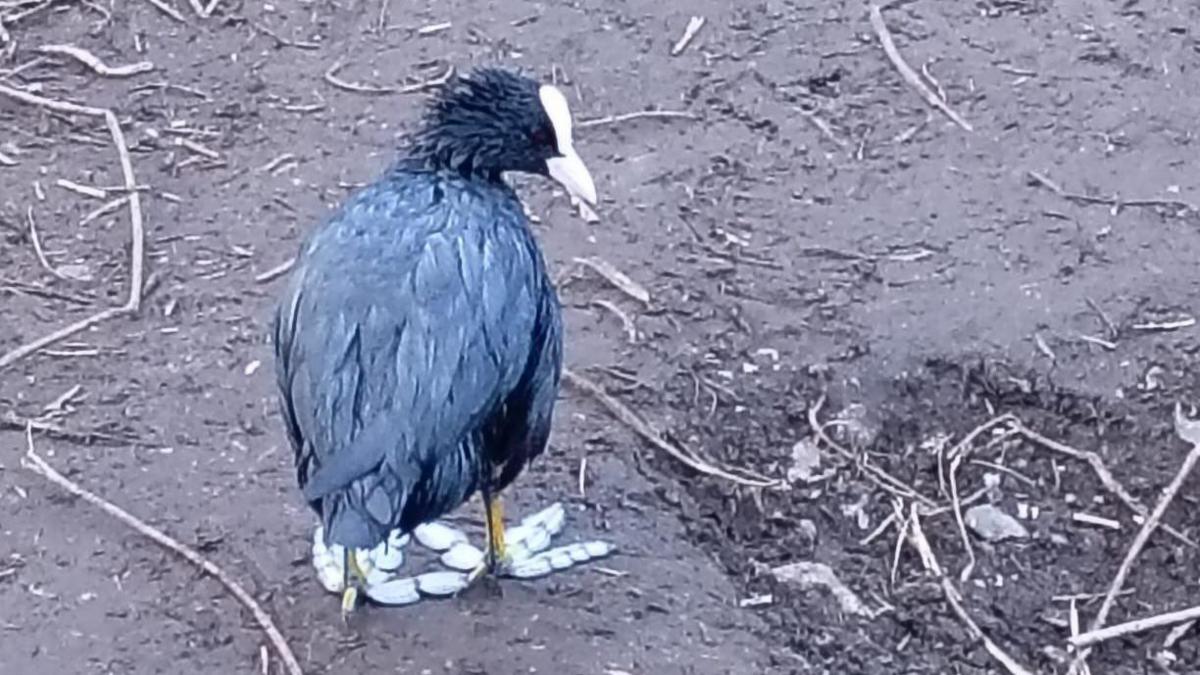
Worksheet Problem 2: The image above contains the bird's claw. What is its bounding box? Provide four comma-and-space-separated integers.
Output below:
310, 502, 614, 607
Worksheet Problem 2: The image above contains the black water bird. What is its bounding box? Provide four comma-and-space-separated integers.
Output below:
272, 66, 596, 612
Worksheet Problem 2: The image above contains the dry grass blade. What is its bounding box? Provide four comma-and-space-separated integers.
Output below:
573, 256, 650, 306
0, 84, 146, 371
21, 426, 304, 674
563, 368, 779, 487
1067, 403, 1200, 669
868, 4, 973, 132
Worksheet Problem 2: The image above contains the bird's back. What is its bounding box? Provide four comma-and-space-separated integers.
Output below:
273, 167, 563, 549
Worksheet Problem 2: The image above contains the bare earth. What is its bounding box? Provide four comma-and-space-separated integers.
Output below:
2, 1, 1199, 674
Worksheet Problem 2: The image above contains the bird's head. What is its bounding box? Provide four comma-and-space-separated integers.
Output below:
414, 67, 597, 206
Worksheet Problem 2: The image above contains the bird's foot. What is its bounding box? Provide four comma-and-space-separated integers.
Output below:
309, 502, 615, 607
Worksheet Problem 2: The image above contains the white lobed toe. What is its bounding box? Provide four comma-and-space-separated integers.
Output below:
440, 542, 485, 572
415, 570, 470, 597
413, 522, 468, 552
364, 577, 421, 606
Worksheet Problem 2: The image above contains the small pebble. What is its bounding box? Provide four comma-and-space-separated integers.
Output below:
965, 504, 1030, 541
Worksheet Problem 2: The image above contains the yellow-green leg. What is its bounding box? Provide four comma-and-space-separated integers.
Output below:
341, 547, 368, 619
469, 487, 509, 582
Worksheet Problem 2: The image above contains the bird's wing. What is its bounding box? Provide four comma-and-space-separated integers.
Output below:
273, 193, 545, 513
492, 277, 563, 490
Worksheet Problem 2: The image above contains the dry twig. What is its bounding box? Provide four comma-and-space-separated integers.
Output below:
907, 505, 1035, 675
0, 84, 146, 371
1028, 170, 1195, 214
142, 0, 186, 22
945, 413, 1018, 582
1013, 420, 1195, 548
1067, 404, 1200, 669
38, 44, 154, 78
26, 206, 70, 282
670, 16, 705, 56
1070, 605, 1200, 650
796, 108, 848, 149
2, 410, 133, 445
591, 299, 637, 343
867, 5, 973, 132
324, 62, 453, 95
255, 257, 296, 283
573, 256, 650, 306
809, 395, 936, 507
21, 426, 303, 675
563, 368, 778, 487
578, 109, 698, 129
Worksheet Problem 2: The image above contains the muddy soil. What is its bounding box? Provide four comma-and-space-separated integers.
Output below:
2, 1, 1198, 674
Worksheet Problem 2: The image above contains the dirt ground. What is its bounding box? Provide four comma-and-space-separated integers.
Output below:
2, 1, 1199, 674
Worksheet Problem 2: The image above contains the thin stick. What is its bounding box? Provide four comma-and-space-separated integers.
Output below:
1014, 421, 1196, 548
324, 62, 453, 95
809, 395, 937, 507
255, 257, 296, 283
1068, 403, 1200, 670
573, 256, 650, 306
0, 84, 146, 371
945, 413, 1017, 582
142, 0, 186, 22
37, 44, 154, 78
670, 16, 705, 56
27, 206, 70, 281
563, 368, 779, 487
2, 410, 134, 445
578, 110, 698, 129
1070, 604, 1200, 649
907, 505, 1034, 675
1028, 170, 1195, 214
591, 299, 637, 343
21, 426, 304, 675
796, 108, 848, 149
867, 4, 973, 132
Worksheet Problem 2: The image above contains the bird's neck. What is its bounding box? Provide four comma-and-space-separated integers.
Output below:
403, 127, 505, 182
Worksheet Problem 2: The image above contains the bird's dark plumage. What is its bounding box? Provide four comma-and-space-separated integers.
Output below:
272, 67, 568, 550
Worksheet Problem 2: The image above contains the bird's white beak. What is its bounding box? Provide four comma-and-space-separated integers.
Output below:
547, 151, 597, 206
540, 84, 597, 206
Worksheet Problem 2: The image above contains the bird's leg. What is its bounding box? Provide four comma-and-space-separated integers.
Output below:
469, 483, 510, 583
485, 492, 506, 572
341, 546, 367, 619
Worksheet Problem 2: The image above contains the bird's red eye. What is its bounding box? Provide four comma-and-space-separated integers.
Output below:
531, 126, 553, 148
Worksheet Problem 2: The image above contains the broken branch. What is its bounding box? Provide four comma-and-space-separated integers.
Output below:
0, 84, 146, 371
21, 426, 303, 675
